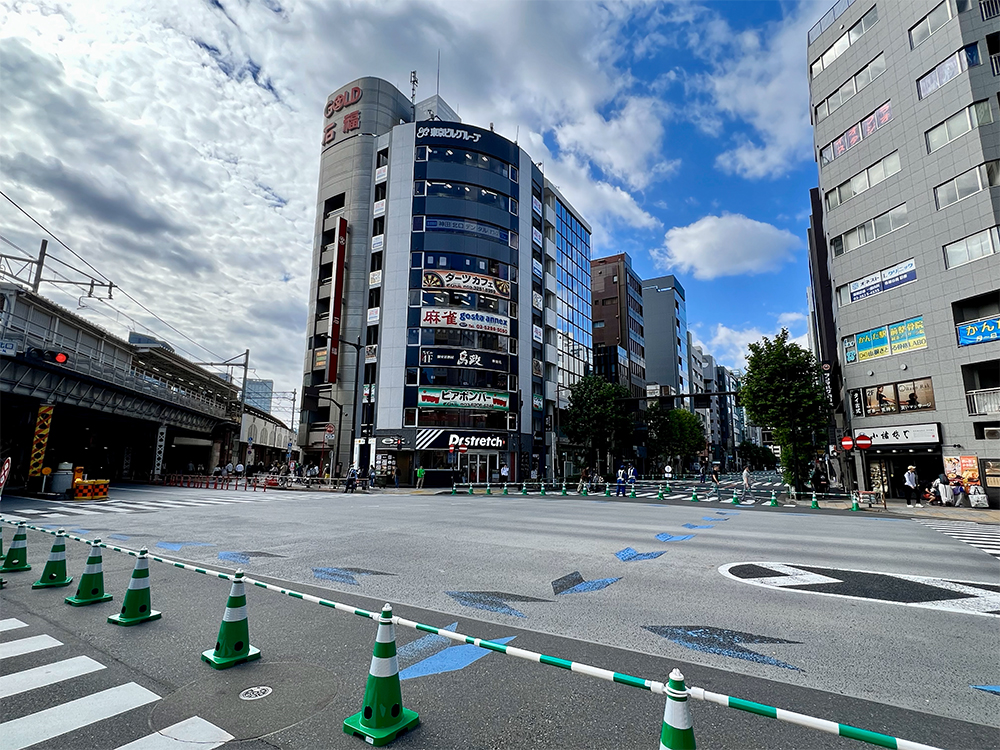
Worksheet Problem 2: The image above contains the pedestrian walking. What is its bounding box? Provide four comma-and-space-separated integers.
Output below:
577, 467, 589, 493
904, 465, 922, 507
709, 465, 720, 498
500, 463, 509, 484
741, 465, 753, 503
368, 465, 376, 491
415, 465, 426, 490
616, 465, 626, 497
393, 466, 399, 489
345, 465, 357, 493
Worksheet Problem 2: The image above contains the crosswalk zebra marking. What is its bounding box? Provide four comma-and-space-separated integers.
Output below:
0, 635, 63, 661
1, 681, 160, 750
0, 655, 105, 699
915, 520, 1000, 559
113, 716, 234, 749
0, 618, 29, 633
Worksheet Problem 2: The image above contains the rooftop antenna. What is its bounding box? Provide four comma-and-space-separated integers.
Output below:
410, 70, 418, 120
515, 125, 519, 144
436, 50, 440, 97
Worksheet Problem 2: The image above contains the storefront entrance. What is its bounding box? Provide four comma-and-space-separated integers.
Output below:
865, 450, 942, 499
461, 452, 500, 484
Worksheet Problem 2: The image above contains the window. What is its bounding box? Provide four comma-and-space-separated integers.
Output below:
415, 146, 427, 161
935, 161, 999, 209
909, 1, 951, 49
926, 100, 993, 153
820, 102, 892, 167
831, 204, 908, 257
815, 54, 887, 122
509, 166, 518, 183
810, 6, 878, 78
918, 45, 982, 99
594, 320, 605, 329
825, 151, 901, 210
413, 180, 426, 196
944, 227, 998, 269
412, 216, 425, 232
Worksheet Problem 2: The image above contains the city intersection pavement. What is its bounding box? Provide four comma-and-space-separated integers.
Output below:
0, 484, 997, 749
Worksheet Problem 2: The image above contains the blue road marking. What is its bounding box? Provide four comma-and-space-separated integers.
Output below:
644, 625, 801, 671
654, 533, 695, 542
971, 685, 1000, 695
615, 547, 666, 562
682, 523, 714, 529
397, 622, 458, 663
552, 571, 620, 595
68, 528, 89, 534
400, 636, 516, 680
703, 517, 727, 522
107, 534, 130, 541
312, 566, 394, 586
155, 541, 215, 551
445, 591, 551, 618
219, 551, 251, 565
715, 511, 739, 515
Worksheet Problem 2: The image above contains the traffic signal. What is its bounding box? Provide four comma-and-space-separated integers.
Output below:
301, 386, 320, 412
26, 348, 70, 366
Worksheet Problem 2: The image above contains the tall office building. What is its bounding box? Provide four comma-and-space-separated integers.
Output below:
808, 0, 999, 506
642, 275, 688, 395
299, 77, 591, 484
590, 253, 644, 397
244, 379, 274, 414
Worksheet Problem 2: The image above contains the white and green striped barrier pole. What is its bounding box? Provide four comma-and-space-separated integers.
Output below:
0, 518, 944, 750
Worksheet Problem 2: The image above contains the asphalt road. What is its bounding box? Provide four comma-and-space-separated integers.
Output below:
1, 485, 997, 749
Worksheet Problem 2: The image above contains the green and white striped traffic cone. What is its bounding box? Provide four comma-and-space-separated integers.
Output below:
522, 481, 528, 495
66, 538, 113, 606
32, 528, 73, 589
629, 484, 636, 498
811, 491, 819, 509
769, 490, 778, 506
343, 603, 419, 746
581, 483, 588, 496
486, 482, 492, 495
659, 668, 696, 750
503, 483, 508, 495
468, 483, 475, 495
202, 570, 261, 669
604, 482, 610, 497
109, 547, 161, 626
850, 493, 860, 512
690, 489, 698, 502
1, 521, 31, 573
450, 483, 456, 495
665, 482, 670, 494
540, 482, 546, 496
561, 481, 567, 496
657, 485, 664, 500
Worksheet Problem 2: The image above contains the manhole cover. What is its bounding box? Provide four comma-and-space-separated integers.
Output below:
240, 686, 272, 701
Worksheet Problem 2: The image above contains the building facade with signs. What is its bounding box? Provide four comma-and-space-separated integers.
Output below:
808, 0, 999, 506
299, 77, 589, 485
590, 253, 645, 397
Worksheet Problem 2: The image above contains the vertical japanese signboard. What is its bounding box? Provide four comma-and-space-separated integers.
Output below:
327, 217, 348, 383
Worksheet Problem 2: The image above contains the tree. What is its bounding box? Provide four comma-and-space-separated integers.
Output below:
739, 329, 829, 491
646, 401, 705, 469
562, 374, 633, 473
738, 440, 777, 471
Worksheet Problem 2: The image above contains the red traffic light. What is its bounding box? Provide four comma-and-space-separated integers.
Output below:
53, 352, 69, 364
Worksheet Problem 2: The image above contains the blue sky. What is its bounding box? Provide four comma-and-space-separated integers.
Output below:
0, 0, 831, 416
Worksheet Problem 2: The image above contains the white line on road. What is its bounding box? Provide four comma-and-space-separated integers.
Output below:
0, 681, 160, 750
0, 635, 63, 661
0, 655, 105, 698
0, 619, 28, 633
112, 716, 234, 750
41, 507, 102, 515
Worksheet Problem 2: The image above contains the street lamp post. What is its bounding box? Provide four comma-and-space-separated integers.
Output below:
339, 336, 363, 468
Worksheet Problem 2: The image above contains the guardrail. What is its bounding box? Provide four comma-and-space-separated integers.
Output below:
0, 518, 943, 749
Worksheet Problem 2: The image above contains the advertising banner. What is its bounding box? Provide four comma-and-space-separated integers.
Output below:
417, 388, 510, 410
957, 316, 1000, 346
842, 335, 857, 364
414, 429, 508, 451
850, 272, 883, 302
897, 378, 935, 412
532, 325, 544, 344
854, 423, 939, 445
425, 217, 509, 245
881, 258, 916, 290
365, 345, 377, 363
850, 389, 865, 418
326, 217, 348, 383
422, 269, 510, 298
418, 348, 508, 371
532, 291, 543, 310
419, 307, 510, 335
864, 384, 898, 416
857, 326, 889, 361
943, 455, 982, 493
533, 394, 544, 411
532, 358, 543, 377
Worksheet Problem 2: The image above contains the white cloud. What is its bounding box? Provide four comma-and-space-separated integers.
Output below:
706, 322, 809, 369
777, 311, 807, 327
652, 213, 800, 280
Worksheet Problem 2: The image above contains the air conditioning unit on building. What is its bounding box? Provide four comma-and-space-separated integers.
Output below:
984, 428, 1000, 440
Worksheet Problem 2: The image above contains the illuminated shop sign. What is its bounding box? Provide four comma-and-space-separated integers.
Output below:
416, 126, 482, 142
957, 317, 1000, 346
842, 316, 925, 364
422, 270, 510, 298
417, 388, 510, 410
419, 307, 510, 335
419, 348, 508, 371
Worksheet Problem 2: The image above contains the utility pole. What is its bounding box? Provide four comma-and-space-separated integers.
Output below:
339, 336, 364, 469
31, 240, 47, 293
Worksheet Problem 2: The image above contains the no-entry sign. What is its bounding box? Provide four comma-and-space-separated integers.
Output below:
855, 434, 873, 449
840, 436, 854, 451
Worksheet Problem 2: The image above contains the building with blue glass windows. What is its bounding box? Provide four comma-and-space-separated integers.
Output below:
298, 77, 591, 485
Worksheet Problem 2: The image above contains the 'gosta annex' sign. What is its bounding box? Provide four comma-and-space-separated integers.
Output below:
422, 270, 510, 299
419, 307, 510, 336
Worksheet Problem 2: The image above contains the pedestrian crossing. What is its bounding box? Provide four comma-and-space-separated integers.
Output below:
0, 617, 234, 750
914, 519, 1000, 560
4, 494, 277, 521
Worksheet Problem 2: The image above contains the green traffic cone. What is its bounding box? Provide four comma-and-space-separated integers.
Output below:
657, 485, 664, 500
581, 484, 588, 496
502, 483, 508, 495
811, 492, 819, 509
769, 490, 778, 506
468, 482, 474, 495
629, 484, 636, 498
521, 482, 527, 496
604, 483, 610, 497
32, 529, 73, 589
344, 603, 419, 746
109, 548, 161, 626
202, 570, 260, 669
659, 668, 696, 749
450, 483, 456, 495
561, 481, 567, 496
665, 482, 670, 494
540, 482, 546, 496
731, 490, 740, 505
690, 489, 698, 503
1, 522, 31, 572
66, 539, 113, 606
486, 482, 492, 495
850, 493, 860, 512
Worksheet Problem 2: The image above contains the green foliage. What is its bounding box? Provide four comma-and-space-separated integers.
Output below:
740, 329, 829, 490
738, 440, 777, 470
646, 401, 706, 466
562, 374, 633, 465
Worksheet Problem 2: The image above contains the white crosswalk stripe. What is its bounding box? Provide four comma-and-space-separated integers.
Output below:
0, 625, 232, 749
1, 493, 278, 521
914, 519, 1000, 559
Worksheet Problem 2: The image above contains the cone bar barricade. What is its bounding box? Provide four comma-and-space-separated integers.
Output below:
343, 603, 419, 746
66, 538, 113, 606
202, 569, 260, 669
660, 669, 695, 750
32, 528, 73, 589
1, 521, 30, 572
109, 547, 161, 626
811, 492, 819, 509
769, 490, 779, 506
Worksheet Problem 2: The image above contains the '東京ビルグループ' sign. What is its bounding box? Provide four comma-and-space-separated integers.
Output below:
422, 270, 510, 298
419, 307, 510, 335
418, 388, 510, 411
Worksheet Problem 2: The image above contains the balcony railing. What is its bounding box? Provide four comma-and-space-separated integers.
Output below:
982, 0, 1000, 21
967, 387, 1000, 416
